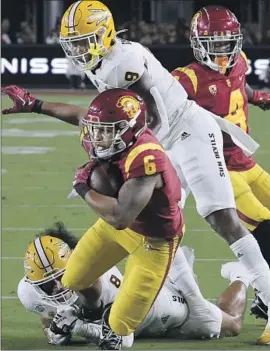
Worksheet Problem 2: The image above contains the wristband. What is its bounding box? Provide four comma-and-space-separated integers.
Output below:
74, 183, 91, 199
32, 99, 43, 113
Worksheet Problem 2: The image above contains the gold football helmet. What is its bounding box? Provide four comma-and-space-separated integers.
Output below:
24, 235, 77, 306
59, 0, 116, 70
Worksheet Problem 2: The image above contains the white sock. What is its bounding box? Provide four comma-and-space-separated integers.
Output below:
230, 234, 270, 308
169, 247, 205, 305
229, 272, 250, 289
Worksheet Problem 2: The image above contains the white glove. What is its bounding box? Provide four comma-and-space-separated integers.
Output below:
45, 327, 71, 345
49, 305, 79, 339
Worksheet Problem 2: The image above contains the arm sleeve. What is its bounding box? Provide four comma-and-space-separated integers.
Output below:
107, 53, 145, 88
171, 67, 198, 99
17, 279, 56, 318
125, 148, 167, 180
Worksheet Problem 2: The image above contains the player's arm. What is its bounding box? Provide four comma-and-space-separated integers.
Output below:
245, 83, 270, 111
171, 67, 198, 99
1, 85, 87, 126
129, 69, 169, 138
83, 175, 160, 229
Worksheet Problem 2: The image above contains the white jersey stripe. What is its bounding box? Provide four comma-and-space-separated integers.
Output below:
34, 238, 52, 273
68, 1, 82, 30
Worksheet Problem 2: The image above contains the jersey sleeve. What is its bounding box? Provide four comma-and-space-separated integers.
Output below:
171, 67, 198, 100
123, 143, 167, 180
106, 53, 145, 89
17, 278, 56, 318
239, 51, 249, 75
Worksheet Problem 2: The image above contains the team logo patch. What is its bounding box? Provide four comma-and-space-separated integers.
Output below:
87, 9, 110, 26
190, 11, 202, 33
55, 242, 71, 261
116, 96, 141, 119
226, 79, 231, 87
209, 84, 217, 95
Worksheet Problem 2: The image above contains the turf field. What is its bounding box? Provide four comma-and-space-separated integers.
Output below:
1, 91, 269, 350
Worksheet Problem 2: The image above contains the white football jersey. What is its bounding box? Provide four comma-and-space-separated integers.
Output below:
135, 281, 188, 337
85, 38, 189, 121
17, 266, 122, 319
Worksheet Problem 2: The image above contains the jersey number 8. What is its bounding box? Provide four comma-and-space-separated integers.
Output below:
110, 274, 121, 288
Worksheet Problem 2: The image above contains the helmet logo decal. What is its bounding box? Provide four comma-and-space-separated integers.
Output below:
24, 257, 33, 272
191, 11, 202, 36
55, 242, 71, 261
87, 9, 110, 26
116, 96, 141, 120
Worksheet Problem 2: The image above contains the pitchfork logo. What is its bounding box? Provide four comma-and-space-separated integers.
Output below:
116, 96, 141, 119
87, 9, 110, 26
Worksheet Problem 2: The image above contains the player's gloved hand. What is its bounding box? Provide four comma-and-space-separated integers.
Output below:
1, 85, 43, 114
72, 161, 94, 199
45, 327, 71, 345
251, 90, 270, 111
49, 306, 79, 344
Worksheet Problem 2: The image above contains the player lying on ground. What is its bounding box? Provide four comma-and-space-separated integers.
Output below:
171, 5, 270, 325
2, 81, 270, 345
18, 222, 249, 345
19, 222, 122, 346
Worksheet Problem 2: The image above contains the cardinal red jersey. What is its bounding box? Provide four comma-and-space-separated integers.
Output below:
172, 51, 255, 171
115, 129, 184, 239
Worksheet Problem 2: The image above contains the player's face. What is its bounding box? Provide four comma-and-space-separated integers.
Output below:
91, 125, 114, 150
40, 275, 65, 296
60, 34, 101, 70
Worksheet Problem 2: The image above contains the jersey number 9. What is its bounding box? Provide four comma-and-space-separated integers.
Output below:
125, 71, 139, 82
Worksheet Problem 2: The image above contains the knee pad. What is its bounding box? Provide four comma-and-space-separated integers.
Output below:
109, 311, 133, 336
252, 220, 270, 267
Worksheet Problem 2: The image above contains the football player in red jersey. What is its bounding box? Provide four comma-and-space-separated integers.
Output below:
171, 5, 270, 343
11, 87, 190, 350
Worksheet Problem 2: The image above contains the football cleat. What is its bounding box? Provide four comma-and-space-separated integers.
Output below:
98, 304, 122, 350
250, 294, 268, 321
257, 326, 270, 345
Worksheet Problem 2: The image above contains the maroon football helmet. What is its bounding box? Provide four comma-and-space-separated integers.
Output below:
82, 88, 147, 159
190, 6, 243, 73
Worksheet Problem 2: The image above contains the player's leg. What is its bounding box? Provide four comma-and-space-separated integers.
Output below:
229, 168, 270, 266
108, 232, 181, 336
167, 107, 270, 342
249, 164, 270, 210
219, 261, 250, 336
62, 218, 128, 291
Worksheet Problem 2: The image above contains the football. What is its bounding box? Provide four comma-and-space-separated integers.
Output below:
88, 162, 124, 198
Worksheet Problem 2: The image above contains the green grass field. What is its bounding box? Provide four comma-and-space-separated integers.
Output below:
1, 92, 270, 350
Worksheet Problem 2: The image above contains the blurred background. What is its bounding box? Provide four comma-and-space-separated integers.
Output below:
1, 0, 270, 88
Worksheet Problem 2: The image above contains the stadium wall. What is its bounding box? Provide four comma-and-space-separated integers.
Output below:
1, 44, 270, 88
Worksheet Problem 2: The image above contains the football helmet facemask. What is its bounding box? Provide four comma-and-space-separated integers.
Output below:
190, 6, 243, 73
24, 235, 77, 307
82, 88, 147, 159
60, 1, 116, 71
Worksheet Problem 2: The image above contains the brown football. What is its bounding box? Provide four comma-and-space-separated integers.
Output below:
88, 162, 124, 198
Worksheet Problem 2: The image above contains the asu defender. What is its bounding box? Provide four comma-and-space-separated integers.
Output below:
171, 5, 270, 334
18, 222, 123, 346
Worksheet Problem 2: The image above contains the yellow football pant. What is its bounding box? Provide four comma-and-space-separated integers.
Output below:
229, 164, 270, 231
62, 218, 181, 335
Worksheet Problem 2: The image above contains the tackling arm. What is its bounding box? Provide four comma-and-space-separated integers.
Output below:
83, 175, 159, 230
1, 85, 87, 126
130, 69, 170, 140
245, 83, 270, 111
